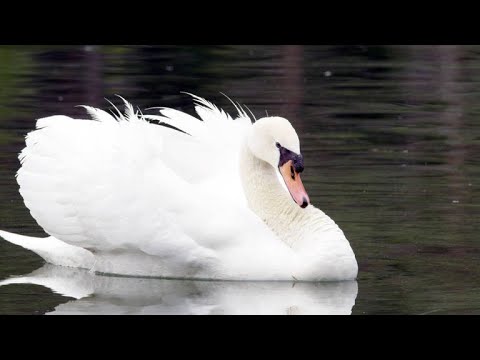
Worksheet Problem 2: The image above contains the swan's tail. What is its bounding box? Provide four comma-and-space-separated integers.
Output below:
0, 230, 95, 269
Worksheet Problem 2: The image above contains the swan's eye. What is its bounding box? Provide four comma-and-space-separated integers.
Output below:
276, 142, 281, 148
290, 165, 295, 180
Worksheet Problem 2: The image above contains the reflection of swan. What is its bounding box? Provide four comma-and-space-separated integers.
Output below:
0, 264, 358, 315
0, 94, 357, 281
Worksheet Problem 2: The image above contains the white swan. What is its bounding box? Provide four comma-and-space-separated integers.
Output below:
0, 93, 357, 281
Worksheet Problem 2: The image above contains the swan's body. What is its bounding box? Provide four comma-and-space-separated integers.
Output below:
0, 94, 357, 281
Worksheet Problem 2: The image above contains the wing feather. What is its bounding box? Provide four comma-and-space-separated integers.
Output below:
17, 94, 254, 264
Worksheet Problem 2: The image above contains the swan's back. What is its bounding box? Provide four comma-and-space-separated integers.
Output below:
18, 98, 267, 267
20, 112, 181, 248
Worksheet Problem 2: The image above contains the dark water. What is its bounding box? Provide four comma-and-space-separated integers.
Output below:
0, 45, 479, 315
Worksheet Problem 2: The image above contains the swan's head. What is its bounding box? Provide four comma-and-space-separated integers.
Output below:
248, 116, 310, 208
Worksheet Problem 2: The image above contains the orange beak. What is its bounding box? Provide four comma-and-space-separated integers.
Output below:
279, 160, 310, 208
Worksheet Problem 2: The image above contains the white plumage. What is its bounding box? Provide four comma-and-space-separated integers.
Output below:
0, 94, 358, 281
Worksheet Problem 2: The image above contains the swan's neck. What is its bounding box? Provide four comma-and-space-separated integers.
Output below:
239, 143, 343, 248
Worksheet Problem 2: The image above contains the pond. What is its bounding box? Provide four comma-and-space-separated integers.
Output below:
0, 45, 479, 314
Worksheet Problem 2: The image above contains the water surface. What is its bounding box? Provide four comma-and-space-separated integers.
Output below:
0, 45, 479, 314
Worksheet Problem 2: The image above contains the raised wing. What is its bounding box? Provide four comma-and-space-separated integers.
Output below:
16, 95, 256, 268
